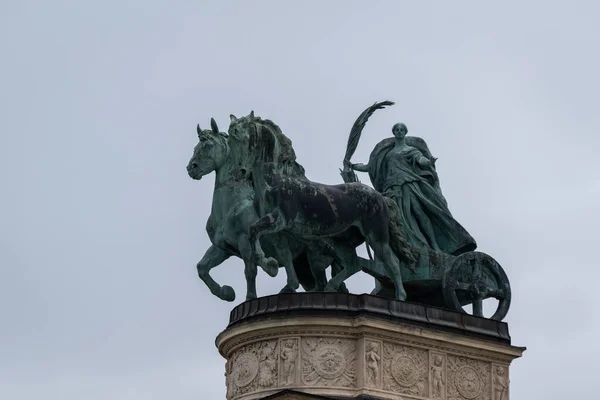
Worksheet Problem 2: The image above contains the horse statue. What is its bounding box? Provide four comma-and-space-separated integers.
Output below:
185, 105, 512, 321
186, 118, 346, 301
227, 112, 416, 300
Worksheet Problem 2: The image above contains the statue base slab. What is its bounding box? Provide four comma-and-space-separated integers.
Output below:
216, 293, 524, 400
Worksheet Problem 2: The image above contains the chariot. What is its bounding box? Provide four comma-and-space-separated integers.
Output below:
341, 101, 511, 321
359, 247, 511, 321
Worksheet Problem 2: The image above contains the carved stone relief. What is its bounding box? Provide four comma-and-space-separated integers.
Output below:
365, 340, 382, 388
280, 337, 299, 386
228, 340, 279, 398
492, 364, 509, 400
382, 343, 429, 397
302, 337, 356, 387
223, 332, 514, 400
430, 352, 446, 399
448, 355, 491, 400
258, 341, 278, 388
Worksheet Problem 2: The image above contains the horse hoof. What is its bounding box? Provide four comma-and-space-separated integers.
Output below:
288, 280, 300, 290
265, 257, 279, 276
323, 284, 337, 293
220, 285, 236, 302
396, 290, 407, 301
279, 285, 296, 294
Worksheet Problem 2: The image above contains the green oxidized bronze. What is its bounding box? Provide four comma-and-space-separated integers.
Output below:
351, 123, 476, 255
186, 102, 512, 321
187, 118, 349, 302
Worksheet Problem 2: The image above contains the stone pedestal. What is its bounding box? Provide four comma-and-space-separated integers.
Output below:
216, 293, 525, 400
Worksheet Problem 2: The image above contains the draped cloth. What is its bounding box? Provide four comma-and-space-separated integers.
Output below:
367, 137, 476, 256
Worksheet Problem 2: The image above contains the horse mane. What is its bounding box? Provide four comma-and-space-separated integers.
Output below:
230, 115, 307, 178
257, 118, 306, 177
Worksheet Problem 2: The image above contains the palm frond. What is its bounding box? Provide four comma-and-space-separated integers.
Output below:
344, 100, 395, 161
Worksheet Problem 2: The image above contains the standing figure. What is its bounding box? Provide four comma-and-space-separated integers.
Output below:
351, 123, 476, 255
365, 342, 381, 386
494, 366, 509, 400
280, 339, 297, 385
431, 355, 445, 398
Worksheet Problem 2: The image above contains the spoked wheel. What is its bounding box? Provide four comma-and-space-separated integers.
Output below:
442, 251, 511, 321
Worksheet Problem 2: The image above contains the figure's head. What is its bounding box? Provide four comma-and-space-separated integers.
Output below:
392, 122, 408, 139
186, 118, 229, 180
496, 366, 505, 376
434, 355, 444, 366
367, 342, 378, 352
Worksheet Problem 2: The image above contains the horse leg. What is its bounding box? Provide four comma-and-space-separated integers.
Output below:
279, 245, 301, 293
308, 257, 329, 292
370, 279, 383, 296
305, 240, 348, 293
331, 260, 349, 293
265, 234, 300, 293
367, 238, 407, 301
248, 209, 287, 273
305, 241, 331, 292
197, 245, 236, 301
238, 235, 258, 301
324, 242, 361, 292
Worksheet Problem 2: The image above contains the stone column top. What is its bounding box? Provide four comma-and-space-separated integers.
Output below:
217, 293, 525, 400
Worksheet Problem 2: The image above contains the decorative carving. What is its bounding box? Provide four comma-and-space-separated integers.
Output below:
233, 353, 259, 387
258, 341, 278, 387
448, 355, 491, 400
302, 337, 356, 387
392, 354, 419, 387
382, 343, 428, 396
222, 328, 517, 400
365, 340, 381, 388
456, 366, 481, 399
493, 365, 509, 400
431, 353, 446, 398
228, 340, 278, 398
280, 338, 298, 386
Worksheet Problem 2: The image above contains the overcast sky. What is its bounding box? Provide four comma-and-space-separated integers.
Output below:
1, 1, 599, 399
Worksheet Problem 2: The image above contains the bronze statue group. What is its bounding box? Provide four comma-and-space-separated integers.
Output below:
186, 102, 511, 320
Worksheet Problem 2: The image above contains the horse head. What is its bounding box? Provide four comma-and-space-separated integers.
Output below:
226, 111, 266, 179
227, 111, 306, 178
187, 118, 229, 180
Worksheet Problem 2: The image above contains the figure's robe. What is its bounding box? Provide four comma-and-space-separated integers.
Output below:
368, 138, 476, 256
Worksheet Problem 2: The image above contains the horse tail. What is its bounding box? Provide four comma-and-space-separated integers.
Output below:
384, 197, 417, 269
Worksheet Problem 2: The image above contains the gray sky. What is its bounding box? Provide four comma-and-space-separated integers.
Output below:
1, 1, 599, 398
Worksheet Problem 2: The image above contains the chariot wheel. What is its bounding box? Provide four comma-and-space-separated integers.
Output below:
442, 251, 511, 321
